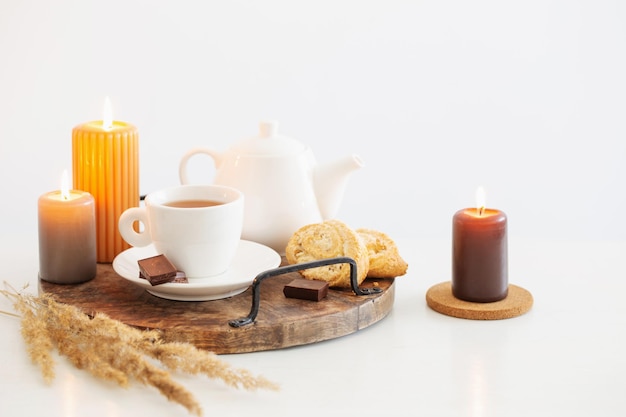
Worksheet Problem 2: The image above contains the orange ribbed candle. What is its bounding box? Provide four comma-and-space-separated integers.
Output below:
72, 101, 139, 263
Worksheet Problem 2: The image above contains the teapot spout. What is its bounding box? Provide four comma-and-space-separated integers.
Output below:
314, 154, 364, 220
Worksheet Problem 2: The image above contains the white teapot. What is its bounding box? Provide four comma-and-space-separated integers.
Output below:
179, 121, 363, 253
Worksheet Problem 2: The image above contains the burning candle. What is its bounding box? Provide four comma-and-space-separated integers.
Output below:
72, 97, 139, 262
452, 186, 508, 302
38, 171, 97, 284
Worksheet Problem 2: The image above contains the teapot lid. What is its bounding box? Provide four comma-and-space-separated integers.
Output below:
232, 121, 306, 156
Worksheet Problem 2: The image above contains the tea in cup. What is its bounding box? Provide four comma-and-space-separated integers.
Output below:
118, 184, 244, 278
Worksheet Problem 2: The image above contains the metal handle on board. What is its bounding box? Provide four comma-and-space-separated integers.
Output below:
228, 257, 382, 328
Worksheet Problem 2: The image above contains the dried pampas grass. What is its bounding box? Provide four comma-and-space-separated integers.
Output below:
1, 284, 279, 416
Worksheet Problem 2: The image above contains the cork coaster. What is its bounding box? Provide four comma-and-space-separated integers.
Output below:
426, 281, 533, 320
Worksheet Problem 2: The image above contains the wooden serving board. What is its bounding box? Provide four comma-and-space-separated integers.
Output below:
39, 261, 395, 354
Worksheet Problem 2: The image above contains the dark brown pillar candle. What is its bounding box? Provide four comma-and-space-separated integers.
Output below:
452, 207, 508, 302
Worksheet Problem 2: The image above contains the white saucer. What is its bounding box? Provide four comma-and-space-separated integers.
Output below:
112, 240, 281, 301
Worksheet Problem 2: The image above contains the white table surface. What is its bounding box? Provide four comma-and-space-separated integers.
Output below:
1, 235, 625, 417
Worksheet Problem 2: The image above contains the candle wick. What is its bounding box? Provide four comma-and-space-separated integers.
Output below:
479, 206, 484, 216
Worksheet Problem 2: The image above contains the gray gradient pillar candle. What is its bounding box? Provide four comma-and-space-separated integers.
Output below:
38, 173, 97, 284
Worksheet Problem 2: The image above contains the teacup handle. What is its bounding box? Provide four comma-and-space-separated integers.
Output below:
118, 207, 152, 247
179, 148, 221, 185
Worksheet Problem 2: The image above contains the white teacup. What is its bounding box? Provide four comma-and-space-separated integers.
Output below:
118, 185, 244, 279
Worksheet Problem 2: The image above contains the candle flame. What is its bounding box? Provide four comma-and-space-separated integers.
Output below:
102, 96, 113, 130
475, 186, 486, 216
61, 169, 70, 200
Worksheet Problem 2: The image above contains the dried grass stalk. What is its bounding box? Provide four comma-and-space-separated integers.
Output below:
1, 284, 279, 416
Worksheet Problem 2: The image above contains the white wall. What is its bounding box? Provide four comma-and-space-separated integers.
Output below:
1, 0, 624, 242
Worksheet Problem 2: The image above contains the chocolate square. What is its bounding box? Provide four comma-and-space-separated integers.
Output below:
283, 278, 329, 301
137, 254, 177, 286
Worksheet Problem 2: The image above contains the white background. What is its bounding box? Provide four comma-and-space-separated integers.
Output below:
1, 3, 626, 417
1, 0, 624, 243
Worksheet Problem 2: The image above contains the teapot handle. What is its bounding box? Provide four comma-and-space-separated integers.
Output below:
179, 148, 221, 185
